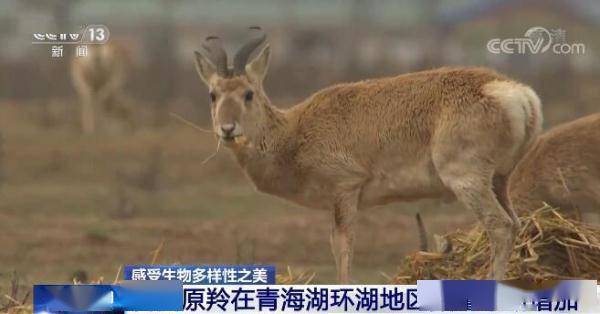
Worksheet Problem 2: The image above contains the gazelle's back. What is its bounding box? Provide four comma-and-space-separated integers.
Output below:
295, 67, 505, 126
508, 113, 600, 215
292, 67, 516, 152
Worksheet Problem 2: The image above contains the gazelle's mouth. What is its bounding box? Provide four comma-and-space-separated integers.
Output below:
220, 135, 236, 142
217, 128, 242, 142
220, 134, 244, 143
219, 135, 249, 146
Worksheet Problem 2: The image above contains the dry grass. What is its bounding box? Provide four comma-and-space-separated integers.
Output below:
169, 112, 221, 165
276, 266, 316, 285
0, 273, 31, 314
394, 205, 600, 284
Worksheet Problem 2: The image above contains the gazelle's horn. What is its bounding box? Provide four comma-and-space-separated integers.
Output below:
233, 26, 267, 75
201, 35, 229, 77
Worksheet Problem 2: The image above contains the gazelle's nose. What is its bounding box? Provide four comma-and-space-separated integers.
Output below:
220, 123, 235, 136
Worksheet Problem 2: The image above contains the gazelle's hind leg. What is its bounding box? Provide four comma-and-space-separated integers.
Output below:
493, 174, 522, 229
439, 166, 516, 278
433, 143, 518, 279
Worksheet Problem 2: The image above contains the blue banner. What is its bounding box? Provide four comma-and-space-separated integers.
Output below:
124, 265, 276, 284
418, 280, 598, 312
34, 280, 182, 312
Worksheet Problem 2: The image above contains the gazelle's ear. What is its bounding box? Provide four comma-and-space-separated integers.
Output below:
245, 44, 270, 83
194, 50, 217, 85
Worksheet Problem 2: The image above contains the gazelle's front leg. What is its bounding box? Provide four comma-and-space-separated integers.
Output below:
81, 95, 96, 134
330, 191, 359, 284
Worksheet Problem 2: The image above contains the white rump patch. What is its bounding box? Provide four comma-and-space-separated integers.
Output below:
482, 80, 542, 173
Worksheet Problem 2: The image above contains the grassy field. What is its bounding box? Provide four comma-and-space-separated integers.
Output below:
0, 100, 473, 298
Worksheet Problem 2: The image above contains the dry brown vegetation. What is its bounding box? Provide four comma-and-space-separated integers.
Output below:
394, 206, 600, 284
0, 273, 31, 314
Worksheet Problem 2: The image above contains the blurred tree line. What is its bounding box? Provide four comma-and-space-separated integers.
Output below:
0, 0, 598, 127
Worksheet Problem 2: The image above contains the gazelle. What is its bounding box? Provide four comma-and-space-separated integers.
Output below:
71, 41, 130, 134
508, 113, 600, 220
193, 28, 542, 282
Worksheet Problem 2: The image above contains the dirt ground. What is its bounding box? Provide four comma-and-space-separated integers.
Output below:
0, 101, 474, 292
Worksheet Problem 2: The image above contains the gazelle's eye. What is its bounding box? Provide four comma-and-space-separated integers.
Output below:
209, 92, 216, 103
244, 91, 254, 102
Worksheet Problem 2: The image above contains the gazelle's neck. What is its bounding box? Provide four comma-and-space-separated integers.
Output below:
229, 103, 299, 196
230, 102, 292, 165
255, 103, 289, 152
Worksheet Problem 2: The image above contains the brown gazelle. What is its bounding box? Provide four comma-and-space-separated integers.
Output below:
508, 113, 600, 220
71, 41, 130, 134
193, 27, 542, 282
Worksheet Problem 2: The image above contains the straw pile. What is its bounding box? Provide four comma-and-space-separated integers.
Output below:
394, 206, 600, 284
